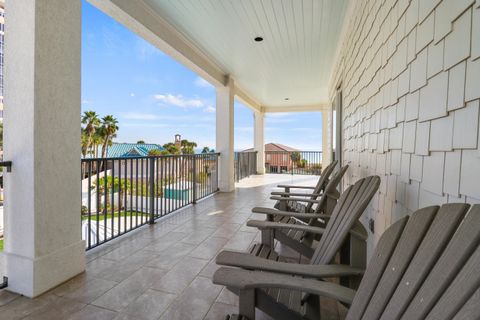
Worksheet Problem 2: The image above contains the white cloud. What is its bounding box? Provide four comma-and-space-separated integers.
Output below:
130, 93, 135, 97
194, 77, 212, 88
154, 94, 205, 108
82, 100, 91, 105
203, 105, 216, 113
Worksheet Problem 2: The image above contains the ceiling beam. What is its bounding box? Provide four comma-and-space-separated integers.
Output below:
87, 0, 227, 87
234, 84, 261, 112
262, 103, 328, 113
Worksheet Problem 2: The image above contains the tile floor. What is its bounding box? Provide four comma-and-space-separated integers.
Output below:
0, 174, 318, 320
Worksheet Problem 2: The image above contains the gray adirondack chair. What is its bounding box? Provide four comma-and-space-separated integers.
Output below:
271, 160, 338, 213
246, 165, 356, 259
214, 203, 479, 320
217, 176, 381, 292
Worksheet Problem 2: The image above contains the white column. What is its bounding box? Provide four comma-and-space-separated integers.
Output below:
4, 0, 85, 297
254, 111, 265, 174
322, 110, 331, 166
216, 77, 235, 192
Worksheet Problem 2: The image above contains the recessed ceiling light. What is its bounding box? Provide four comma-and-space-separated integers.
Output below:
254, 36, 263, 42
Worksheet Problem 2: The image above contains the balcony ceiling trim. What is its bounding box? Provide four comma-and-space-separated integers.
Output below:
262, 103, 329, 113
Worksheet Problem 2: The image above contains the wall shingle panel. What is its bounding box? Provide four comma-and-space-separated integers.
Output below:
331, 0, 480, 251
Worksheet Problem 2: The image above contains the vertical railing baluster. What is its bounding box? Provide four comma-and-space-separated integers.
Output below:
87, 161, 92, 249
124, 159, 128, 234
96, 160, 100, 246
111, 160, 115, 239
103, 159, 107, 243
156, 157, 159, 219
168, 156, 171, 214
149, 157, 155, 224
161, 157, 164, 217
193, 155, 197, 204
139, 158, 143, 225
117, 159, 121, 235
130, 159, 134, 230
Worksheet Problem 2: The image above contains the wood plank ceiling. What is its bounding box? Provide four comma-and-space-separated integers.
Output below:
142, 0, 349, 108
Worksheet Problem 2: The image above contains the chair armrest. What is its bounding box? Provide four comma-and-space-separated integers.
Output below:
251, 207, 329, 220
270, 196, 322, 203
216, 250, 364, 278
326, 189, 341, 200
246, 220, 326, 235
270, 191, 322, 197
213, 267, 356, 305
276, 185, 316, 189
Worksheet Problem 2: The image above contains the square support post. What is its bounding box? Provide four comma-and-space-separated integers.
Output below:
4, 0, 85, 297
254, 111, 265, 174
321, 109, 331, 167
216, 77, 235, 192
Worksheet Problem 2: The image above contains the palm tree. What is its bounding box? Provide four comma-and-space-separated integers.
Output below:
92, 131, 103, 158
81, 129, 89, 178
81, 111, 100, 156
100, 115, 119, 159
180, 139, 197, 154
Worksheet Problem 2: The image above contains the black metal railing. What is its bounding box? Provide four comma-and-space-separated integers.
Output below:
234, 151, 257, 182
265, 151, 322, 175
81, 153, 219, 250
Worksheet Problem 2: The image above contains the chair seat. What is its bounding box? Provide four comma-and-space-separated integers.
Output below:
274, 200, 309, 213
268, 215, 318, 252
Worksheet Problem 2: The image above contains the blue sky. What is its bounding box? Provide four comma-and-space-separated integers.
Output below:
82, 1, 323, 151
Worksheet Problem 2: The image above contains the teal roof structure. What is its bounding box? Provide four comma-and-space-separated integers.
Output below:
106, 143, 164, 158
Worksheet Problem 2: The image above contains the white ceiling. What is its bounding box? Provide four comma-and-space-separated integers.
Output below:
142, 0, 350, 108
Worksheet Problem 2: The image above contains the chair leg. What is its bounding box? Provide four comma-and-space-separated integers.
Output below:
239, 288, 256, 320
278, 199, 287, 211
261, 229, 275, 248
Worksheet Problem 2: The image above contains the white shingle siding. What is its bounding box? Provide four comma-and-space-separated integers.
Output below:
330, 0, 480, 251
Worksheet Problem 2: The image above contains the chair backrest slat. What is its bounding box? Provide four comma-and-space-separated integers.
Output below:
312, 165, 349, 214
310, 175, 380, 265
451, 288, 480, 320
359, 205, 439, 319
425, 245, 480, 320
401, 204, 480, 319
321, 177, 380, 263
305, 160, 337, 212
315, 178, 368, 263
381, 203, 470, 319
346, 204, 480, 320
346, 215, 409, 320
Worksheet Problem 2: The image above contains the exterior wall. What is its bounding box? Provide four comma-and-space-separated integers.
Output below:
330, 0, 480, 253
0, 0, 4, 120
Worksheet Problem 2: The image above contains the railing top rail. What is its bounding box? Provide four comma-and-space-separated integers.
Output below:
81, 153, 221, 162
264, 150, 322, 153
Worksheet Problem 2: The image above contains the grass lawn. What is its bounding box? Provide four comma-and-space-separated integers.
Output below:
82, 211, 149, 221
0, 239, 3, 251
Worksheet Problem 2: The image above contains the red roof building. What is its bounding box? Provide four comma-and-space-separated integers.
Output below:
243, 143, 299, 173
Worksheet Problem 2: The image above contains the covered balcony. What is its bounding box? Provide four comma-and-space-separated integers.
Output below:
1, 0, 480, 319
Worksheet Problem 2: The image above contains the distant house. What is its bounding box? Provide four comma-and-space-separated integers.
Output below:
106, 143, 164, 158
244, 143, 299, 173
